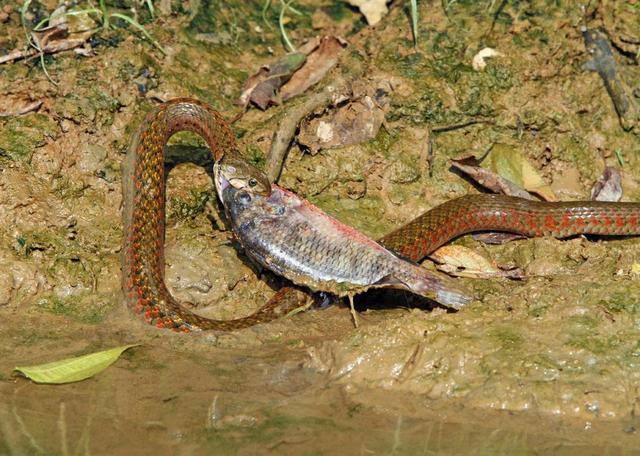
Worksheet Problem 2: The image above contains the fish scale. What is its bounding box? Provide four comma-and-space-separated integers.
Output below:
221, 183, 473, 308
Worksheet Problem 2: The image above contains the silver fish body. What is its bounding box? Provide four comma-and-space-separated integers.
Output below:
220, 183, 472, 309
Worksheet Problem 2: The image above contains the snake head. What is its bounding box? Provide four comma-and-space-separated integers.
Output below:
214, 156, 271, 199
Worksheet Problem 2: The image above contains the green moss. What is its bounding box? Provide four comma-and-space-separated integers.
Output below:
0, 113, 58, 162
35, 294, 110, 324
168, 188, 214, 221
187, 0, 310, 52
527, 28, 549, 45
53, 90, 121, 126
51, 176, 89, 199
246, 145, 266, 168
490, 327, 524, 351
600, 292, 640, 315
555, 134, 597, 181
361, 125, 397, 159
323, 2, 352, 22
568, 314, 600, 330
566, 334, 609, 355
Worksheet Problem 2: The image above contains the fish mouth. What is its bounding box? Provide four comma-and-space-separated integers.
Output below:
213, 162, 230, 199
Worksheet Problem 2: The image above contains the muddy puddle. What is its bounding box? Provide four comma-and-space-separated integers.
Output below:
1, 0, 640, 453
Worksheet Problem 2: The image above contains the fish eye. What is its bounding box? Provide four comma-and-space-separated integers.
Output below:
248, 178, 258, 188
238, 191, 252, 204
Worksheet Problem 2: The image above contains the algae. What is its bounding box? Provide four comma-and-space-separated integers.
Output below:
0, 114, 58, 162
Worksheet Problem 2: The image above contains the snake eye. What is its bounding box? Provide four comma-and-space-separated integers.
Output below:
237, 191, 252, 204
248, 177, 258, 188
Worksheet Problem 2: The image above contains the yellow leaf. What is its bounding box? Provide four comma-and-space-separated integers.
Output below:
482, 144, 556, 201
430, 245, 500, 278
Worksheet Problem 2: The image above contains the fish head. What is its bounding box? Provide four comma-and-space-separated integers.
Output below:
214, 156, 271, 200
220, 184, 257, 221
220, 179, 289, 234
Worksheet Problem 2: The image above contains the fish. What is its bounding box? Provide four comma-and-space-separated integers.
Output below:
214, 163, 473, 310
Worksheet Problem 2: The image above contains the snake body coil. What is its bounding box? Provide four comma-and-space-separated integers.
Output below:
122, 99, 640, 331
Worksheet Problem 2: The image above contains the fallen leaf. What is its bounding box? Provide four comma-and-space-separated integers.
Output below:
0, 99, 42, 117
344, 0, 389, 26
237, 52, 306, 110
281, 36, 347, 102
481, 144, 556, 201
590, 166, 622, 202
14, 344, 139, 384
430, 245, 523, 279
451, 153, 536, 200
0, 17, 95, 65
472, 47, 503, 71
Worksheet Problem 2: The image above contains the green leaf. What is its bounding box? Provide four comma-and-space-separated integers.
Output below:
14, 344, 139, 384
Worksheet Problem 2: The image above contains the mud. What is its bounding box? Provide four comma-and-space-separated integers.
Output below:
1, 0, 640, 453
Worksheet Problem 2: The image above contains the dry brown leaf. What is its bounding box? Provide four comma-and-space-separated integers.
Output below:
451, 154, 536, 200
237, 52, 306, 110
0, 99, 42, 117
471, 232, 526, 245
281, 36, 347, 102
0, 21, 93, 65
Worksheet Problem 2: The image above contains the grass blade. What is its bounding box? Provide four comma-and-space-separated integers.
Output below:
110, 12, 166, 54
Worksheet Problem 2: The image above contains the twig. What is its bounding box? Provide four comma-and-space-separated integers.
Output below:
0, 36, 87, 64
0, 100, 42, 117
347, 294, 358, 328
431, 119, 489, 133
266, 81, 351, 182
583, 28, 639, 133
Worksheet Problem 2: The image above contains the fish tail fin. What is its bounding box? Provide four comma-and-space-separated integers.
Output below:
376, 267, 473, 310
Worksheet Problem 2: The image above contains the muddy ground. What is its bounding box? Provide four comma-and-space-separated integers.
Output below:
1, 0, 640, 453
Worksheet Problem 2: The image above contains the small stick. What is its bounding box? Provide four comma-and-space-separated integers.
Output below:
347, 293, 359, 328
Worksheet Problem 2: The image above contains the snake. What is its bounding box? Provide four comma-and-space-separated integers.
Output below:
122, 98, 307, 332
122, 98, 640, 332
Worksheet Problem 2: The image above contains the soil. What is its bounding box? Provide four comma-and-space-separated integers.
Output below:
1, 0, 640, 453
